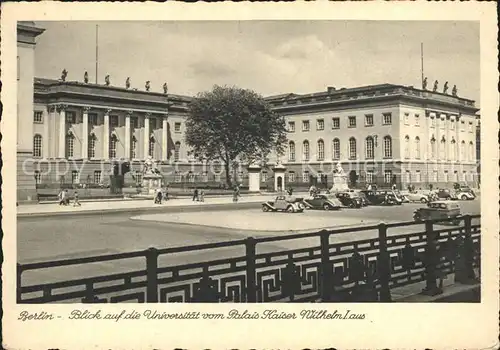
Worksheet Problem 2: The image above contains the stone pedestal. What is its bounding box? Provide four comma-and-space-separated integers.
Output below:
142, 174, 163, 195
247, 164, 261, 192
273, 163, 286, 192
330, 174, 349, 192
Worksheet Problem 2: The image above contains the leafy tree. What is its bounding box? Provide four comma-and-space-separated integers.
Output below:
185, 85, 287, 187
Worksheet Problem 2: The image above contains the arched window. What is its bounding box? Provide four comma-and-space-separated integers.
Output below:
109, 134, 118, 159
332, 138, 340, 160
440, 137, 446, 160
469, 141, 474, 161
303, 140, 310, 161
174, 141, 181, 161
348, 137, 357, 159
450, 139, 456, 161
404, 135, 410, 159
365, 137, 374, 159
415, 137, 421, 159
317, 139, 324, 160
130, 136, 137, 159
88, 134, 96, 159
384, 136, 393, 158
148, 136, 155, 158
460, 140, 466, 160
288, 141, 295, 161
430, 137, 436, 159
66, 133, 74, 158
33, 134, 42, 158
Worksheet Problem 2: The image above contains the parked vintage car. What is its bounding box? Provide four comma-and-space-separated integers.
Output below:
403, 191, 430, 203
303, 194, 342, 210
336, 192, 363, 208
359, 190, 401, 205
262, 195, 305, 213
454, 189, 476, 200
435, 189, 456, 200
412, 201, 461, 224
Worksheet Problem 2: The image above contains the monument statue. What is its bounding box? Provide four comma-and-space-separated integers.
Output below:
84, 71, 89, 84
145, 81, 151, 91
331, 161, 348, 192
126, 77, 131, 89
443, 81, 449, 94
141, 156, 162, 194
335, 161, 344, 175
422, 77, 428, 90
61, 69, 68, 82
163, 82, 168, 94
452, 85, 458, 96
433, 80, 438, 92
105, 74, 110, 86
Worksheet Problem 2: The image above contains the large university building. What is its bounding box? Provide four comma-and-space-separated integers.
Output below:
17, 23, 480, 200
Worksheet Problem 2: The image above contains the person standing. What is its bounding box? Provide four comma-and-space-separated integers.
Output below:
199, 189, 205, 202
232, 186, 239, 203
73, 190, 81, 207
192, 187, 199, 202
58, 189, 65, 206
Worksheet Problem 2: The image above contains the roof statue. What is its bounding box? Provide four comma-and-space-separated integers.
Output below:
145, 81, 151, 92
84, 71, 89, 84
433, 80, 438, 92
452, 85, 458, 96
422, 77, 428, 90
61, 69, 68, 82
443, 81, 449, 94
126, 77, 130, 89
105, 74, 110, 86
163, 82, 168, 94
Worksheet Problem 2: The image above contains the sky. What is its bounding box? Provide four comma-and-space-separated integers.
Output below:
34, 21, 480, 104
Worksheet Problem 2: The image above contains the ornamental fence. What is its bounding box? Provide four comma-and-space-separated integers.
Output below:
17, 215, 480, 303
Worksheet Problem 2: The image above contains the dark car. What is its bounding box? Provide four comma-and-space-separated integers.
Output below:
360, 190, 401, 205
435, 189, 457, 200
336, 192, 363, 208
303, 194, 342, 210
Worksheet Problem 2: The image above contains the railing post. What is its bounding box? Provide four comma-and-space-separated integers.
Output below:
320, 230, 333, 302
456, 215, 477, 284
422, 219, 442, 296
17, 263, 22, 303
377, 223, 392, 302
245, 237, 257, 302
146, 247, 159, 303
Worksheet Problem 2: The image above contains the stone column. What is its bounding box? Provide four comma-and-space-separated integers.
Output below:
247, 163, 261, 192
81, 107, 89, 159
162, 115, 168, 160
441, 113, 449, 161
58, 105, 67, 158
144, 113, 150, 158
103, 109, 110, 159
125, 111, 131, 159
42, 106, 50, 158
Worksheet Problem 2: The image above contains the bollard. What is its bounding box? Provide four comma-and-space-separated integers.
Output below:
422, 219, 443, 296
377, 223, 392, 302
245, 237, 257, 302
319, 230, 333, 302
145, 247, 159, 303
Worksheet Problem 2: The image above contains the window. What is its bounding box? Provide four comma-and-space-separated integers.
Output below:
302, 120, 310, 131
432, 170, 438, 182
384, 170, 392, 184
415, 137, 421, 159
440, 118, 445, 129
348, 116, 356, 128
288, 141, 295, 161
450, 119, 455, 130
405, 170, 411, 183
149, 118, 157, 131
88, 135, 96, 158
415, 170, 421, 183
460, 141, 466, 160
430, 118, 436, 128
430, 137, 436, 159
149, 137, 155, 158
202, 171, 209, 182
317, 119, 324, 130
440, 137, 446, 160
462, 171, 467, 182
66, 134, 74, 158
109, 135, 117, 159
365, 114, 374, 127
174, 142, 181, 161
383, 136, 393, 158
366, 170, 374, 184
72, 170, 80, 184
415, 114, 420, 126
89, 113, 98, 126
317, 139, 325, 160
453, 170, 458, 182
110, 115, 119, 128
383, 113, 392, 125
443, 170, 449, 183
94, 171, 102, 184
288, 121, 295, 132
404, 135, 410, 159
187, 172, 195, 183
469, 142, 474, 161
348, 137, 357, 159
33, 111, 43, 123
66, 111, 76, 124
174, 122, 181, 133
365, 137, 374, 159
135, 171, 142, 185
468, 122, 473, 132
303, 140, 310, 161
34, 171, 41, 185
332, 138, 340, 160
404, 113, 410, 125
33, 134, 42, 158
450, 139, 456, 161
288, 171, 296, 182
332, 117, 340, 129
131, 136, 137, 159
262, 171, 268, 182
174, 172, 182, 183
302, 171, 310, 183
131, 117, 138, 129
460, 120, 465, 132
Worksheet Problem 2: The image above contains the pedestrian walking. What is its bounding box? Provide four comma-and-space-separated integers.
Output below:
232, 186, 239, 203
154, 187, 163, 204
199, 189, 205, 202
192, 187, 199, 201
58, 189, 65, 206
73, 190, 81, 207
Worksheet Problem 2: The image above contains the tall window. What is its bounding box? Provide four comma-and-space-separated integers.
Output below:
384, 170, 392, 184
66, 111, 76, 124
415, 114, 420, 126
348, 137, 357, 159
187, 172, 195, 183
288, 121, 295, 132
440, 137, 446, 160
131, 136, 137, 159
110, 115, 119, 128
34, 171, 41, 185
443, 170, 449, 182
366, 170, 374, 184
288, 141, 295, 161
174, 142, 181, 161
414, 137, 421, 159
33, 111, 43, 123
131, 117, 138, 129
317, 119, 324, 130
383, 136, 392, 158
33, 134, 42, 158
404, 135, 410, 159
317, 139, 324, 160
404, 113, 410, 125
415, 170, 421, 183
450, 139, 456, 161
303, 140, 310, 161
450, 120, 455, 130
453, 171, 458, 182
430, 118, 436, 128
348, 116, 356, 128
405, 170, 411, 183
365, 114, 374, 126
332, 117, 340, 129
332, 138, 340, 160
88, 135, 96, 159
365, 137, 374, 159
262, 171, 267, 182
302, 171, 310, 183
174, 122, 181, 133
135, 171, 143, 185
66, 133, 74, 158
93, 171, 102, 184
460, 141, 466, 160
288, 171, 296, 182
109, 135, 117, 159
72, 170, 80, 184
383, 113, 392, 125
149, 137, 155, 158
469, 142, 474, 161
432, 170, 438, 182
430, 137, 436, 159
174, 172, 182, 182
302, 120, 310, 131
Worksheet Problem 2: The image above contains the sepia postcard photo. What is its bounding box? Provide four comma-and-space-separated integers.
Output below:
2, 1, 499, 349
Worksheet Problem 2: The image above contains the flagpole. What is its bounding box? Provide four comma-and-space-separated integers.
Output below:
420, 42, 424, 88
95, 24, 99, 84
